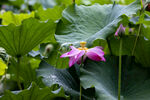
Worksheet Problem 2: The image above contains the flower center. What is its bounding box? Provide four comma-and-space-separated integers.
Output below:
78, 41, 88, 51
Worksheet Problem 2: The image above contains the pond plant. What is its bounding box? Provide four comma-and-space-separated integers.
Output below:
0, 0, 150, 100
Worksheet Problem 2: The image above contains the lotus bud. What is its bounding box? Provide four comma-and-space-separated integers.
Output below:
43, 44, 53, 57
115, 24, 125, 37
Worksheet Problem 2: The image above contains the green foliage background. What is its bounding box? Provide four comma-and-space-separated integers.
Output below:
0, 0, 150, 100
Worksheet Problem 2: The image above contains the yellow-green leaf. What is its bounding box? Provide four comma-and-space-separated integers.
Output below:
0, 11, 35, 25
0, 59, 7, 76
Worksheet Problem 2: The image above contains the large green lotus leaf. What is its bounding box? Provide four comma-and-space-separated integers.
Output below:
0, 11, 35, 25
80, 56, 150, 100
0, 18, 55, 57
0, 82, 69, 100
37, 61, 95, 100
55, 0, 141, 46
37, 6, 63, 21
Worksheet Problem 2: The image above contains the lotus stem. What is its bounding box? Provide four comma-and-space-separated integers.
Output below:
80, 85, 82, 100
4, 56, 10, 90
118, 38, 122, 100
132, 6, 144, 55
80, 56, 84, 100
17, 57, 22, 90
131, 23, 141, 56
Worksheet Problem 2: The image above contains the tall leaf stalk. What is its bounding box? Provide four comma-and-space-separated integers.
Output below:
132, 0, 144, 55
17, 57, 22, 90
80, 83, 82, 100
118, 38, 122, 100
80, 56, 84, 100
131, 23, 142, 55
4, 56, 10, 90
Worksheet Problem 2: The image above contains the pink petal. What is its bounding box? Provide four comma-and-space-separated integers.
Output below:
69, 50, 85, 67
92, 46, 104, 50
115, 27, 120, 36
60, 46, 80, 58
87, 46, 104, 56
76, 55, 87, 64
69, 56, 76, 67
86, 52, 105, 61
86, 47, 105, 62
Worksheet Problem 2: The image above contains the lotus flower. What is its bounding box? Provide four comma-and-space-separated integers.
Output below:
60, 42, 105, 67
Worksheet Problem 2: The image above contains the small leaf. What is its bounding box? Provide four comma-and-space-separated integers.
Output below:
0, 11, 35, 25
0, 58, 7, 76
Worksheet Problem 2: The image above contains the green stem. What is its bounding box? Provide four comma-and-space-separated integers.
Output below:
17, 57, 22, 90
80, 85, 82, 100
132, 6, 144, 55
4, 56, 10, 90
80, 56, 84, 100
118, 38, 122, 100
131, 23, 142, 56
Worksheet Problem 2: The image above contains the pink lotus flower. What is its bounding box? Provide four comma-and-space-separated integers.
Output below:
60, 42, 106, 67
